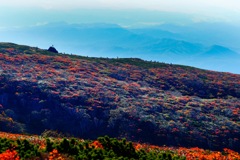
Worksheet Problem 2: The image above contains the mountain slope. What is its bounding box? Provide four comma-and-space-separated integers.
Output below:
0, 43, 239, 152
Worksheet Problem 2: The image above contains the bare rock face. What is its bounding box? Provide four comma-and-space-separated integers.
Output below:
48, 46, 58, 53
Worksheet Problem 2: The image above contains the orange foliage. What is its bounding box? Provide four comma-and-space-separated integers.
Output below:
48, 149, 65, 160
0, 150, 20, 160
134, 143, 240, 160
177, 147, 240, 160
90, 140, 103, 149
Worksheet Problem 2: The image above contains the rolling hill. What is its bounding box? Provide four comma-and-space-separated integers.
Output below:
0, 43, 239, 154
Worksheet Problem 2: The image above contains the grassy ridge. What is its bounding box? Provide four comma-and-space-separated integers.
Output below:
0, 42, 197, 70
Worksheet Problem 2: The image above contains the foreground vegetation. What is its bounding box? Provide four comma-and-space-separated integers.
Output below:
0, 131, 240, 160
0, 132, 184, 160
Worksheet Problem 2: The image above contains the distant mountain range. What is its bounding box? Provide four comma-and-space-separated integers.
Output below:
1, 22, 240, 73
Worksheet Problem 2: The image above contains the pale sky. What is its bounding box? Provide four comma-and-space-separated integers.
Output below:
1, 0, 240, 12
1, 0, 240, 26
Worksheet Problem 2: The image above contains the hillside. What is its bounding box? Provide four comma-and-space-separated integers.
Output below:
0, 43, 239, 153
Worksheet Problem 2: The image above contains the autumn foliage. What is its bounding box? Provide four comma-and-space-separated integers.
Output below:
0, 150, 20, 160
0, 43, 239, 154
0, 131, 240, 159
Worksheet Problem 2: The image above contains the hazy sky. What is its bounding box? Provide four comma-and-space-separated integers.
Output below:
1, 0, 240, 28
1, 0, 239, 26
1, 0, 240, 12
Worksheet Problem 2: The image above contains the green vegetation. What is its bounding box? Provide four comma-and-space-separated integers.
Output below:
0, 136, 185, 160
0, 137, 40, 159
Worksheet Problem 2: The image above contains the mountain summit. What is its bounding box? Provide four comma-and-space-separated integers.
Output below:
205, 45, 237, 56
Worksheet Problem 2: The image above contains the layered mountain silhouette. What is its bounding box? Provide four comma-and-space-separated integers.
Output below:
1, 22, 240, 73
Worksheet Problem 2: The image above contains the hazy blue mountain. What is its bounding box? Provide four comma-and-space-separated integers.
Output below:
205, 45, 237, 56
143, 38, 204, 54
2, 22, 156, 54
154, 23, 240, 51
130, 28, 182, 39
1, 22, 239, 73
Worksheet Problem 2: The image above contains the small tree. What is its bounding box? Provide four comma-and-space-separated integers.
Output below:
48, 46, 58, 53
